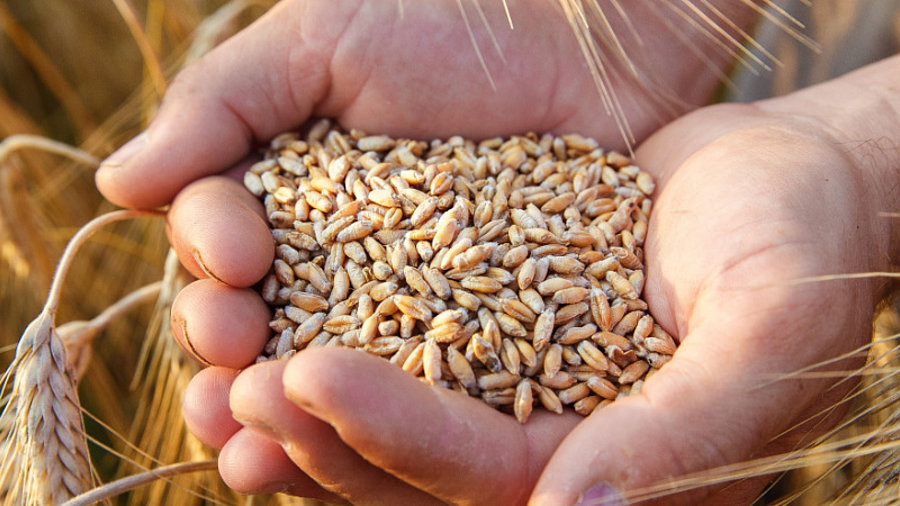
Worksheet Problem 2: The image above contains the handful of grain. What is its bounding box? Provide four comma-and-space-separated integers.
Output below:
245, 120, 676, 423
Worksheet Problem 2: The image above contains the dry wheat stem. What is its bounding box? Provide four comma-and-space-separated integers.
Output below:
762, 387, 900, 501
59, 459, 217, 506
60, 281, 163, 381
119, 249, 232, 504
749, 338, 900, 454
619, 436, 900, 503
470, 0, 507, 65
82, 426, 230, 506
500, 0, 514, 29
43, 210, 163, 314
541, 0, 816, 152
753, 335, 896, 389
0, 4, 96, 133
675, 0, 772, 70
812, 388, 900, 448
784, 271, 900, 285
456, 0, 498, 90
110, 0, 167, 97
786, 404, 900, 502
0, 134, 99, 167
781, 365, 900, 445
185, 0, 276, 64
130, 249, 183, 390
697, 0, 783, 67
81, 406, 234, 505
88, 280, 163, 332
558, 0, 635, 148
80, 408, 170, 469
772, 367, 900, 381
737, 0, 819, 51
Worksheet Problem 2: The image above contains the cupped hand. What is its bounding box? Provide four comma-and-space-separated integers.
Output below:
170, 56, 899, 504
95, 0, 753, 210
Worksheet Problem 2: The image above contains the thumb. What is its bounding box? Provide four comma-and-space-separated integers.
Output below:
530, 349, 764, 505
529, 279, 867, 505
95, 0, 334, 209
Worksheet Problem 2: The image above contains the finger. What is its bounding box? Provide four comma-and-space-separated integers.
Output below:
171, 278, 270, 368
230, 360, 444, 505
182, 367, 242, 449
219, 426, 345, 502
95, 0, 335, 209
282, 347, 581, 505
167, 176, 274, 287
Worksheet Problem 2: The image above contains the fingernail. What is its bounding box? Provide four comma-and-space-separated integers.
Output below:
575, 483, 625, 506
233, 416, 286, 446
177, 319, 213, 367
251, 479, 296, 495
101, 132, 148, 168
191, 248, 226, 284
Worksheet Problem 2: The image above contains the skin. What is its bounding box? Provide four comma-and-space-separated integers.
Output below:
95, 0, 754, 209
95, 1, 900, 504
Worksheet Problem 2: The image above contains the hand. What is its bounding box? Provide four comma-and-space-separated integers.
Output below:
172, 56, 900, 505
533, 61, 899, 503
95, 0, 755, 210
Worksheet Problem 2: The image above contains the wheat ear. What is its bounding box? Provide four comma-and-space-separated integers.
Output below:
0, 209, 162, 505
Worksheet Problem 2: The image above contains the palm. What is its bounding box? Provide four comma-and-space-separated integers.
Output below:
640, 102, 876, 348
530, 104, 884, 503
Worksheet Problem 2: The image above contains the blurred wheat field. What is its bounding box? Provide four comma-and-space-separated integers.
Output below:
0, 1, 301, 504
0, 0, 899, 504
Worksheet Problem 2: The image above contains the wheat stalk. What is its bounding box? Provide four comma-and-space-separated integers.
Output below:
0, 134, 99, 168
60, 459, 217, 506
109, 0, 167, 98
0, 209, 161, 505
58, 281, 163, 382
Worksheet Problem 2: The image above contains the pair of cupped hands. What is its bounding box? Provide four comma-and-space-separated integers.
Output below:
96, 1, 899, 504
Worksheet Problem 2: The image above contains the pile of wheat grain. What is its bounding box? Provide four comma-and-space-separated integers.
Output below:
244, 120, 674, 423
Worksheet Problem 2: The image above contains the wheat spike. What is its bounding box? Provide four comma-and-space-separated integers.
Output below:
0, 209, 161, 504
10, 310, 93, 505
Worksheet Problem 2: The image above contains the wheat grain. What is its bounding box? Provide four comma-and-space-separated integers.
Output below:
247, 121, 673, 421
